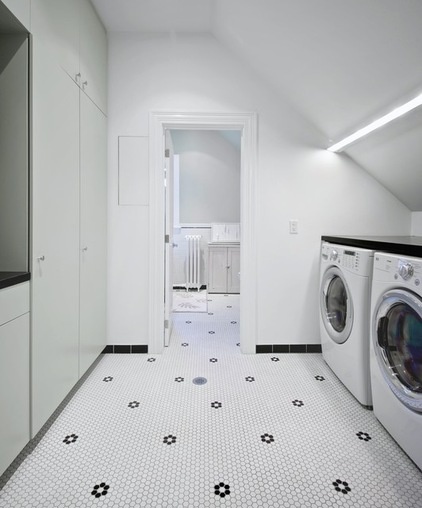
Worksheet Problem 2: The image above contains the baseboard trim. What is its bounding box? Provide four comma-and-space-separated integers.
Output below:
102, 345, 148, 354
256, 344, 322, 354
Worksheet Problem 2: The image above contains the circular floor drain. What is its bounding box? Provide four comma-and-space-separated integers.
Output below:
193, 377, 207, 385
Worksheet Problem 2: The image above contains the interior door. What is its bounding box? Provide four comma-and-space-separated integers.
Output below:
164, 131, 174, 346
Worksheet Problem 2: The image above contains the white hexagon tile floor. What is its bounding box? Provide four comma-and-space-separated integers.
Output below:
1, 294, 422, 507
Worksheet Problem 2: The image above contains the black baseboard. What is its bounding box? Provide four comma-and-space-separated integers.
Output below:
256, 344, 322, 354
173, 285, 207, 291
102, 345, 148, 354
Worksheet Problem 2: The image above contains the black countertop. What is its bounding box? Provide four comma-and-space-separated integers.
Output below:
0, 271, 31, 290
321, 236, 422, 257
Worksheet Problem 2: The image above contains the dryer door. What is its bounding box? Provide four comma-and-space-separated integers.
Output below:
320, 266, 354, 344
373, 289, 422, 413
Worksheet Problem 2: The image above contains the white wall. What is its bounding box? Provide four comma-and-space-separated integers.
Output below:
171, 129, 240, 224
411, 212, 422, 235
108, 32, 411, 346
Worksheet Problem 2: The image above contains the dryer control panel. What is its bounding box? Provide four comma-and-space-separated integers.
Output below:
321, 242, 374, 276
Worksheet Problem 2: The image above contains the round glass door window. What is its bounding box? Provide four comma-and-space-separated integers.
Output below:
374, 289, 422, 412
320, 267, 353, 344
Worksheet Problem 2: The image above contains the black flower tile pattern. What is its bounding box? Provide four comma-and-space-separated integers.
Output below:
315, 375, 325, 381
103, 376, 113, 382
128, 401, 140, 409
91, 483, 110, 498
147, 358, 156, 362
2, 294, 422, 508
214, 482, 230, 498
63, 434, 78, 445
181, 343, 189, 347
261, 433, 274, 444
271, 357, 280, 362
357, 431, 372, 442
332, 479, 351, 494
209, 358, 218, 363
211, 401, 222, 409
163, 435, 176, 445
245, 376, 255, 382
292, 399, 304, 407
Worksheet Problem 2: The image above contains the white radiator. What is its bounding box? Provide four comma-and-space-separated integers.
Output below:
185, 235, 201, 291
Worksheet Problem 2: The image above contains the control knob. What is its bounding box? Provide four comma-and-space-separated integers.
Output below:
330, 249, 338, 261
398, 262, 414, 281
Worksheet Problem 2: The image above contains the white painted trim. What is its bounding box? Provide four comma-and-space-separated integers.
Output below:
149, 112, 258, 354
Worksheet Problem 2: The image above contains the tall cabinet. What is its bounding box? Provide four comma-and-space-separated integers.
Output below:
31, 0, 107, 437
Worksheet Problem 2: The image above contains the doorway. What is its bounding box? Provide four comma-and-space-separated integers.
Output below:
148, 112, 258, 355
166, 129, 242, 345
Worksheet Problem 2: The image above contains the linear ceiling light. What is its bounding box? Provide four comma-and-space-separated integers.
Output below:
327, 92, 422, 152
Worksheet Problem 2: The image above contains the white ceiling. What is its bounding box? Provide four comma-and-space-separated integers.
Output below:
91, 0, 422, 210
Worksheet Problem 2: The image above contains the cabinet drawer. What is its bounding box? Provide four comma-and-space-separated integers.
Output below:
0, 282, 29, 326
0, 313, 30, 476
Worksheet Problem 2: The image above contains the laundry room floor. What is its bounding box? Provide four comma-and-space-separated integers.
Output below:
1, 295, 422, 508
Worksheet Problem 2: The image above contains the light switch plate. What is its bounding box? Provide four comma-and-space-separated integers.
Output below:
289, 220, 299, 234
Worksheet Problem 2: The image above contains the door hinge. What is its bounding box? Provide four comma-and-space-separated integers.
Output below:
164, 320, 169, 329
165, 148, 170, 157
165, 234, 170, 244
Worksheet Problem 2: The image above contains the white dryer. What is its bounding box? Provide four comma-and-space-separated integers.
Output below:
370, 252, 422, 470
319, 242, 374, 407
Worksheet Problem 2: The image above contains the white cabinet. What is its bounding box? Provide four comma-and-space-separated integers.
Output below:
0, 282, 30, 476
79, 92, 107, 377
79, 0, 107, 114
31, 41, 80, 436
31, 0, 80, 81
208, 243, 240, 294
31, 0, 107, 113
31, 0, 107, 437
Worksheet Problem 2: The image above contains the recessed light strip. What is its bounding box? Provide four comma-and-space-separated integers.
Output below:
327, 92, 422, 152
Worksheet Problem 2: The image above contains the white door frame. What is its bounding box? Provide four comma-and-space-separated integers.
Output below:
148, 111, 258, 354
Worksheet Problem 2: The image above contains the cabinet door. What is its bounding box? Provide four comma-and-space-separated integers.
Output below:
79, 0, 107, 113
0, 313, 30, 476
227, 246, 240, 294
79, 92, 107, 377
32, 41, 80, 437
31, 0, 80, 82
208, 247, 228, 294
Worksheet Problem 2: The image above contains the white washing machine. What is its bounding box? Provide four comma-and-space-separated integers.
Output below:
370, 252, 422, 470
319, 242, 374, 407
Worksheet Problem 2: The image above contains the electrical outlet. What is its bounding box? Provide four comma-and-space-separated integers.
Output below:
289, 220, 299, 234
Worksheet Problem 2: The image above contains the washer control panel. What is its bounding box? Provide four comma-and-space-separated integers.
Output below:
374, 253, 422, 287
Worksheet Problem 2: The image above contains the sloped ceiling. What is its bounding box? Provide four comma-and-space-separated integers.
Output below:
91, 0, 422, 210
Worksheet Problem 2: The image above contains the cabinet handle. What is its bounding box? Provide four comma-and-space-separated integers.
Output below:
226, 265, 230, 269
82, 80, 88, 89
82, 247, 88, 252
37, 255, 45, 261
75, 72, 81, 83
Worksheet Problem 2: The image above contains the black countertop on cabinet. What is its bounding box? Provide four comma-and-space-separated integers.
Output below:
0, 271, 30, 290
321, 236, 422, 257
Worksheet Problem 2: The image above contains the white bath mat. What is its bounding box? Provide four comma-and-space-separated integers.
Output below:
172, 289, 208, 313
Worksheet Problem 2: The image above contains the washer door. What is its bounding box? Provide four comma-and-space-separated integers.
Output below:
373, 289, 422, 413
320, 266, 354, 344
